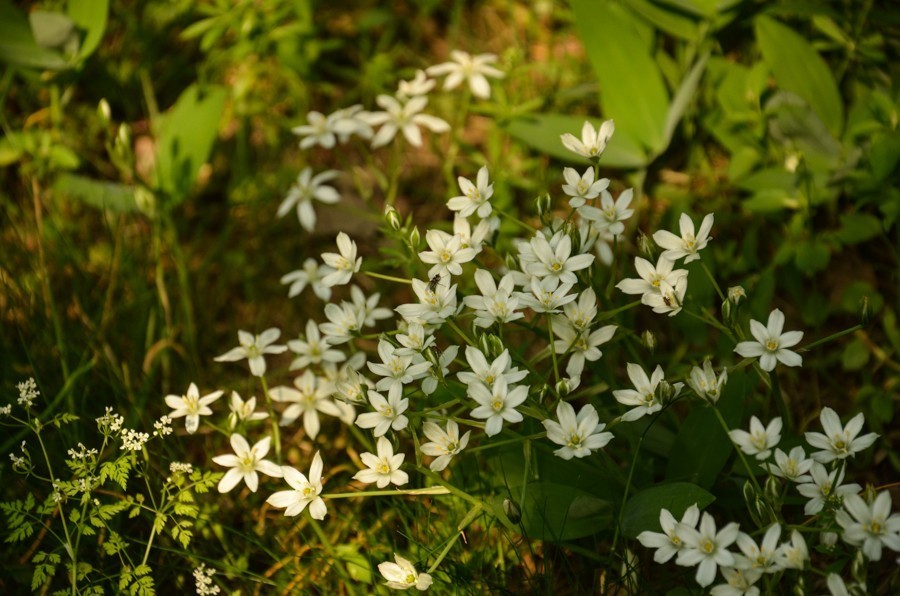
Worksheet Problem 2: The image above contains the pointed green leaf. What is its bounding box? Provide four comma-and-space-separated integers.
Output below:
506, 113, 647, 168
569, 0, 669, 154
0, 1, 67, 69
155, 84, 227, 205
621, 482, 715, 539
756, 16, 843, 136
68, 0, 109, 61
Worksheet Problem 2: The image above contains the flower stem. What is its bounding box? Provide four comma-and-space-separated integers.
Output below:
363, 271, 412, 285
800, 324, 863, 352
308, 517, 359, 595
711, 406, 764, 496
259, 376, 281, 464
322, 486, 451, 499
699, 260, 725, 302
427, 503, 483, 574
494, 207, 534, 232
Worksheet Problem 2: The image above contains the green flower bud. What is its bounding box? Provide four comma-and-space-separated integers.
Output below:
384, 204, 401, 230
858, 296, 871, 327
728, 286, 746, 305
503, 498, 521, 524
638, 231, 655, 259
408, 226, 420, 249
97, 99, 111, 125
641, 330, 656, 353
555, 379, 571, 396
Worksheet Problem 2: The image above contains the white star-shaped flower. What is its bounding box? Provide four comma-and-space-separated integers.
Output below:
578, 187, 633, 236
419, 229, 477, 279
426, 50, 504, 99
267, 451, 327, 519
211, 434, 282, 493
227, 391, 268, 430
542, 402, 613, 460
355, 389, 409, 437
364, 95, 449, 148
734, 309, 804, 372
835, 491, 900, 562
269, 370, 343, 438
280, 257, 333, 301
728, 416, 782, 460
447, 166, 494, 218
677, 512, 740, 588
653, 213, 714, 263
377, 553, 433, 591
214, 328, 287, 377
804, 407, 879, 463
421, 420, 471, 472
353, 436, 408, 488
320, 232, 362, 288
560, 120, 615, 160
164, 382, 223, 434
637, 504, 700, 563
562, 167, 609, 208
469, 376, 528, 437
277, 168, 341, 231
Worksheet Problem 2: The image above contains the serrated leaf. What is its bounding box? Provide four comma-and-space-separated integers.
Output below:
756, 16, 843, 136
570, 0, 669, 154
621, 482, 715, 538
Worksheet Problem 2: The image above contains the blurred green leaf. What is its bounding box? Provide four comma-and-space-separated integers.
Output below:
660, 51, 709, 155
506, 114, 647, 168
0, 0, 67, 69
155, 84, 227, 205
54, 174, 141, 213
755, 16, 843, 137
794, 239, 830, 275
628, 0, 701, 40
834, 213, 882, 245
68, 0, 109, 61
29, 11, 77, 49
621, 482, 715, 539
569, 0, 669, 155
841, 339, 869, 371
868, 131, 900, 182
518, 481, 614, 542
666, 371, 746, 488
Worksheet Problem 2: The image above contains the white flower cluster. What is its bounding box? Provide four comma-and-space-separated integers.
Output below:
17, 377, 39, 408
120, 428, 150, 451
67, 442, 98, 460
192, 563, 220, 595
638, 406, 894, 592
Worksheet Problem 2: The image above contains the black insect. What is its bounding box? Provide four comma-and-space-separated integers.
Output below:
427, 274, 442, 293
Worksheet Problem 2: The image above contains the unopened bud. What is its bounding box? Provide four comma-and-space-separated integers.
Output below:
97, 99, 111, 124
742, 481, 763, 526
408, 226, 420, 249
641, 330, 656, 353
655, 380, 677, 405
728, 286, 746, 305
792, 576, 805, 596
820, 531, 838, 549
504, 253, 519, 273
765, 475, 781, 506
488, 335, 504, 359
721, 299, 733, 325
503, 498, 522, 524
536, 384, 549, 402
477, 333, 492, 358
851, 549, 866, 584
116, 123, 131, 147
638, 231, 655, 259
555, 379, 571, 396
862, 483, 877, 504
858, 296, 871, 326
534, 193, 551, 216
384, 204, 401, 230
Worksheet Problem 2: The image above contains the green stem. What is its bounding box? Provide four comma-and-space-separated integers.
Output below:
363, 271, 412, 285
34, 425, 76, 591
259, 376, 281, 464
494, 207, 534, 232
596, 299, 643, 322
322, 486, 451, 499
308, 517, 358, 594
427, 503, 483, 574
700, 260, 725, 302
546, 315, 560, 385
446, 319, 476, 348
711, 406, 764, 496
800, 324, 863, 352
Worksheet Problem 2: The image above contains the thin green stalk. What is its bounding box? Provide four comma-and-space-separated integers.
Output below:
494, 207, 535, 232
34, 425, 76, 592
800, 324, 863, 352
700, 260, 725, 302
364, 271, 412, 285
259, 376, 281, 464
770, 372, 793, 433
711, 406, 764, 496
427, 503, 483, 574
322, 486, 451, 499
308, 517, 358, 595
446, 319, 476, 348
546, 315, 560, 385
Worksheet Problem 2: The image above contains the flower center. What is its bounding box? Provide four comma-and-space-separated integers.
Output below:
377, 462, 391, 474
766, 339, 779, 351
701, 539, 715, 554
491, 399, 504, 412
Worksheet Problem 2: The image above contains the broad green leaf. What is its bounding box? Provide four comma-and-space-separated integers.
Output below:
868, 131, 900, 182
621, 482, 715, 539
0, 1, 67, 69
155, 84, 227, 205
660, 51, 709, 154
841, 339, 869, 371
517, 481, 615, 542
54, 174, 141, 213
666, 371, 746, 488
834, 213, 882, 245
765, 92, 842, 162
756, 16, 843, 136
68, 0, 109, 61
569, 0, 669, 154
628, 0, 701, 40
29, 11, 77, 49
505, 113, 646, 168
794, 239, 830, 275
743, 189, 798, 213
